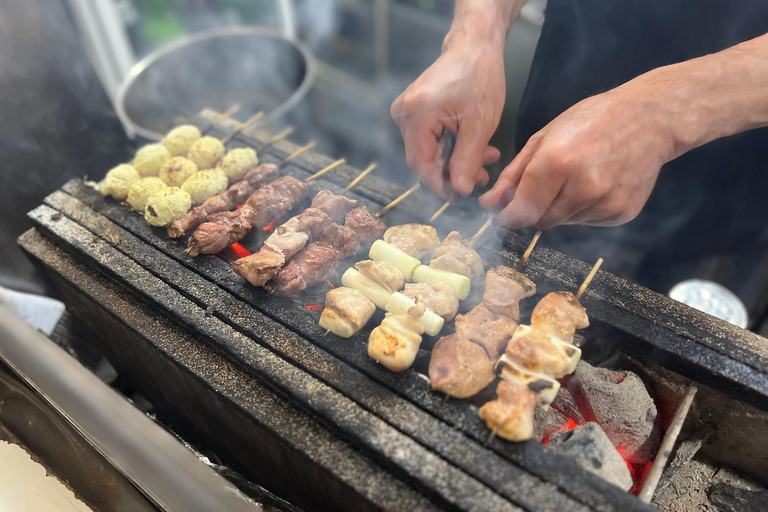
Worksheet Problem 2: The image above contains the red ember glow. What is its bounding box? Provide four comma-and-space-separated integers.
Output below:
304, 304, 323, 311
263, 219, 277, 232
230, 243, 252, 258
236, 204, 244, 209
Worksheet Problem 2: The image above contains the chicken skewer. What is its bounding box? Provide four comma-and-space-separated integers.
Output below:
167, 135, 306, 238
480, 258, 602, 442
230, 164, 380, 286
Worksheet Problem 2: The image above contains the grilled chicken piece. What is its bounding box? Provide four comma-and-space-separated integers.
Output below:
319, 223, 359, 259
319, 287, 376, 338
429, 231, 484, 278
502, 325, 581, 378
402, 282, 458, 321
478, 381, 537, 442
429, 333, 495, 398
344, 206, 386, 244
269, 242, 339, 296
383, 224, 441, 260
368, 311, 425, 372
310, 190, 358, 221
454, 305, 518, 359
482, 266, 536, 320
231, 248, 285, 287
355, 260, 405, 293
186, 210, 251, 256
530, 291, 589, 338
168, 163, 279, 238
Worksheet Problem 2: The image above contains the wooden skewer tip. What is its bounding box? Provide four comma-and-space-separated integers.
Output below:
467, 215, 494, 248
430, 200, 452, 223
516, 229, 542, 271
342, 162, 377, 193
306, 157, 345, 181
375, 183, 420, 218
576, 257, 603, 300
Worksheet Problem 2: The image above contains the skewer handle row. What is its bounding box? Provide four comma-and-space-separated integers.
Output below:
221, 111, 265, 144
343, 163, 377, 193
516, 230, 542, 271
376, 183, 420, 218
306, 157, 344, 181
576, 258, 603, 300
430, 200, 452, 223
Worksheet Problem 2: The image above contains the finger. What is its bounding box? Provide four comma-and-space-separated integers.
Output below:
402, 118, 452, 197
495, 161, 566, 230
448, 115, 495, 195
534, 181, 602, 230
482, 146, 501, 165
479, 144, 536, 208
476, 168, 490, 186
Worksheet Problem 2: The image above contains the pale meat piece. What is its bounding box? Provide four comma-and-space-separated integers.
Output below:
344, 206, 387, 244
310, 190, 358, 221
482, 266, 536, 320
319, 223, 360, 259
402, 282, 458, 321
355, 260, 404, 293
503, 326, 575, 378
478, 381, 537, 442
268, 242, 339, 296
186, 210, 251, 256
454, 305, 518, 360
428, 333, 495, 398
383, 224, 441, 260
429, 231, 484, 278
368, 312, 425, 372
319, 287, 376, 338
262, 208, 332, 261
530, 291, 589, 338
231, 248, 285, 287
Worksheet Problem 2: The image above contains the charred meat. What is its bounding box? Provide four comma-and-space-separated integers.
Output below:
311, 190, 357, 220
344, 206, 386, 244
478, 382, 537, 442
482, 266, 536, 320
268, 242, 338, 296
320, 223, 359, 259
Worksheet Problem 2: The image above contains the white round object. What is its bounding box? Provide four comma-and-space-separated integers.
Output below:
669, 279, 748, 328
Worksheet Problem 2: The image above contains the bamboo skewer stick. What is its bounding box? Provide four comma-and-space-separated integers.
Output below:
576, 258, 603, 300
375, 184, 421, 218
516, 230, 542, 271
265, 126, 295, 145
305, 156, 344, 181
467, 216, 494, 248
221, 111, 265, 144
430, 200, 452, 222
200, 103, 242, 133
342, 163, 376, 193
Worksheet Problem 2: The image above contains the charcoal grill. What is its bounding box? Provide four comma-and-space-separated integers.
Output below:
18, 110, 768, 512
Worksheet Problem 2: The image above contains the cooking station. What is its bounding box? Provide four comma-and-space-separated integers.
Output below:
18, 111, 768, 512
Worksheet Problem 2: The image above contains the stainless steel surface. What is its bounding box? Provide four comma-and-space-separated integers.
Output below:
117, 26, 316, 140
0, 304, 262, 512
669, 279, 749, 328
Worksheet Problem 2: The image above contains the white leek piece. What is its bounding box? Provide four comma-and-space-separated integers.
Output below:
369, 240, 421, 281
341, 268, 392, 309
384, 292, 444, 336
412, 265, 470, 300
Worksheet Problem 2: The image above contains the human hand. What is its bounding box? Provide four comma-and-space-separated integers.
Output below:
480, 86, 676, 229
391, 40, 505, 199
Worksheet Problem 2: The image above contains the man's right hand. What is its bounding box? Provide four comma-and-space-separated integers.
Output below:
390, 37, 506, 198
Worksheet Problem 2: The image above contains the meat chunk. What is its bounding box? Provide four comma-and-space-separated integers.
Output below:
231, 248, 285, 287
429, 231, 484, 278
530, 291, 589, 338
383, 224, 441, 260
186, 210, 251, 256
402, 282, 458, 321
320, 223, 360, 259
262, 208, 331, 261
428, 334, 495, 398
269, 242, 339, 296
355, 260, 405, 293
244, 176, 311, 228
503, 325, 577, 378
478, 381, 537, 442
344, 206, 387, 244
310, 190, 358, 221
293, 207, 333, 240
319, 287, 376, 338
368, 312, 424, 372
454, 305, 518, 360
482, 266, 536, 320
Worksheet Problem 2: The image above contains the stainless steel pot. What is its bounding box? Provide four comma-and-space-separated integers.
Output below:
116, 26, 316, 140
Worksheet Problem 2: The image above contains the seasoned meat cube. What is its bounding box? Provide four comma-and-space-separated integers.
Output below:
187, 210, 251, 256
319, 287, 376, 338
383, 224, 440, 260
482, 266, 536, 320
344, 206, 386, 243
429, 231, 484, 278
243, 176, 310, 228
530, 291, 589, 338
402, 282, 458, 321
503, 325, 579, 378
454, 305, 518, 360
355, 260, 405, 293
270, 242, 339, 296
293, 207, 333, 240
368, 312, 425, 372
320, 223, 360, 259
478, 381, 537, 442
231, 248, 285, 287
428, 334, 495, 398
311, 190, 358, 221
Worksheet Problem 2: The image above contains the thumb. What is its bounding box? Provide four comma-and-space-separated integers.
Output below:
448, 115, 495, 195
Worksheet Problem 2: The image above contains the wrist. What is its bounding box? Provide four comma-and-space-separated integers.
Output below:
443, 1, 517, 54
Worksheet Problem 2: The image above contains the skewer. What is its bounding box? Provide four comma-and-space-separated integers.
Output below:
342, 163, 376, 193
516, 230, 542, 271
265, 126, 295, 145
221, 111, 265, 144
200, 104, 242, 133
306, 156, 344, 181
576, 258, 603, 300
467, 215, 494, 248
430, 200, 452, 223
375, 184, 420, 218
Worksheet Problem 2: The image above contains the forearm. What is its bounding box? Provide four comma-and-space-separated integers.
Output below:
622, 32, 768, 160
444, 0, 527, 52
